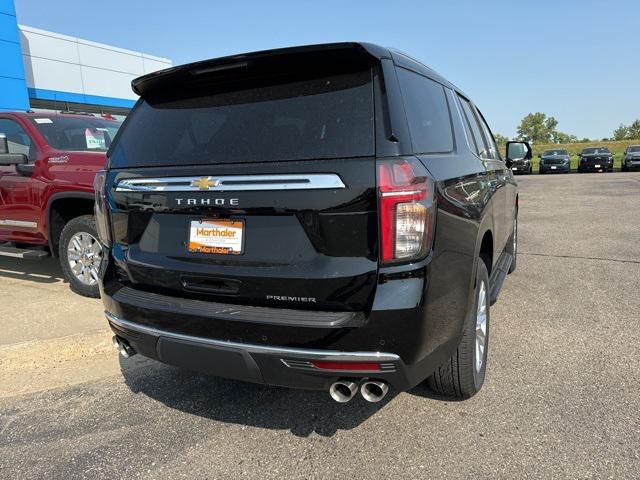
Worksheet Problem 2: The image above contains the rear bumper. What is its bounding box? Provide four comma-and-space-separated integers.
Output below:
107, 311, 418, 391
100, 251, 468, 392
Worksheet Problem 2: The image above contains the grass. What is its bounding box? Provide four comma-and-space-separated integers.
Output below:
504, 139, 640, 173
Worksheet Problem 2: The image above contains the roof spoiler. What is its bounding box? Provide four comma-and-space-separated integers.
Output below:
131, 42, 389, 98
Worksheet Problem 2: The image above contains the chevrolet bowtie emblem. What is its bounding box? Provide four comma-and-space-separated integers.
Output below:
191, 177, 220, 190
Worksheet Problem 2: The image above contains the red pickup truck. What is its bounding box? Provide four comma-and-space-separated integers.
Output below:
0, 111, 122, 297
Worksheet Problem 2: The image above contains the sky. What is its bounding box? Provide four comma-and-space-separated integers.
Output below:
14, 0, 640, 140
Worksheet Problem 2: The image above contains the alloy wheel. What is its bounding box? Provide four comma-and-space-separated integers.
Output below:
475, 280, 488, 372
67, 232, 102, 286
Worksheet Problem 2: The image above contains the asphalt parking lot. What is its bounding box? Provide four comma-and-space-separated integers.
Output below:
1, 172, 639, 479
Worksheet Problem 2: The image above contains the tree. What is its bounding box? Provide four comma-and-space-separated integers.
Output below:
516, 113, 559, 143
613, 124, 629, 140
628, 120, 640, 140
493, 133, 508, 147
552, 131, 578, 144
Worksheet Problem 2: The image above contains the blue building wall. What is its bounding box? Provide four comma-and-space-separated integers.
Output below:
0, 0, 169, 112
0, 0, 29, 110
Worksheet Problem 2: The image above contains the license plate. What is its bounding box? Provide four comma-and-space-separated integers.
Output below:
512, 167, 518, 171
595, 164, 601, 168
551, 166, 557, 170
189, 219, 244, 255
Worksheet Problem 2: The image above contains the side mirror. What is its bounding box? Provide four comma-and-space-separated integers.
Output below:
0, 133, 29, 166
0, 152, 28, 166
505, 141, 532, 165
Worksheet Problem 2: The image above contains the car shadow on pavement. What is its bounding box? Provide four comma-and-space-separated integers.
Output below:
0, 256, 64, 284
118, 356, 393, 437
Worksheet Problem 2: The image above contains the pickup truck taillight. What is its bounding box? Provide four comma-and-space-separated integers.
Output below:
377, 158, 435, 264
93, 170, 111, 247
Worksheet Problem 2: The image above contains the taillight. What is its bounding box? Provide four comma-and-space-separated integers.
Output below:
377, 158, 435, 264
93, 170, 111, 247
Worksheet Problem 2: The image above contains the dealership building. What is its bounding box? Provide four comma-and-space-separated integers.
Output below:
0, 0, 172, 116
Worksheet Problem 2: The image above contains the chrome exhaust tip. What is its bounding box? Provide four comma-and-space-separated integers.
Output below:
329, 380, 358, 403
112, 335, 136, 358
360, 380, 389, 403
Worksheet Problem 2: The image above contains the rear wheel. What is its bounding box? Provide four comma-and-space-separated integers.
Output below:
59, 215, 102, 298
426, 256, 490, 399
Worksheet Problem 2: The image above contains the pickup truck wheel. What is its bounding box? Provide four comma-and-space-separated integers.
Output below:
507, 213, 517, 274
59, 215, 102, 298
426, 257, 490, 399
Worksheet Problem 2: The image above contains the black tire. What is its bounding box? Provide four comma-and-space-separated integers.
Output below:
59, 215, 101, 298
426, 256, 490, 399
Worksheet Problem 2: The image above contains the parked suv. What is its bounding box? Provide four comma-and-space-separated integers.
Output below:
98, 43, 520, 402
622, 145, 640, 171
578, 147, 614, 172
539, 149, 571, 174
0, 112, 121, 297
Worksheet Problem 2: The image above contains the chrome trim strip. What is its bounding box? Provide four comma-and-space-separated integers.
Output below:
106, 311, 400, 362
0, 250, 26, 258
115, 174, 346, 192
0, 219, 37, 228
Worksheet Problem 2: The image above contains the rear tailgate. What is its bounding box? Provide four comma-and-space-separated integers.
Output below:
108, 158, 378, 311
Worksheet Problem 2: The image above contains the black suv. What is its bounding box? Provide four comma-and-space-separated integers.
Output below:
622, 145, 640, 171
578, 147, 614, 172
96, 43, 520, 403
539, 149, 571, 174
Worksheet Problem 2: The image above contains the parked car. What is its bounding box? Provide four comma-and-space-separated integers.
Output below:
507, 143, 532, 174
539, 149, 571, 174
578, 147, 614, 172
622, 145, 640, 171
98, 42, 520, 402
0, 111, 122, 297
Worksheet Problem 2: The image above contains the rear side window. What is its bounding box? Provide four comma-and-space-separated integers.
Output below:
109, 69, 374, 168
396, 68, 453, 154
475, 108, 500, 160
458, 96, 489, 159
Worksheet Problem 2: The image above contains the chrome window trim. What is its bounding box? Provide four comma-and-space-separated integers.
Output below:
106, 311, 400, 362
115, 173, 346, 192
0, 219, 37, 228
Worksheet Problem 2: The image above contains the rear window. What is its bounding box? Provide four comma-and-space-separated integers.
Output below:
30, 116, 121, 151
109, 70, 374, 168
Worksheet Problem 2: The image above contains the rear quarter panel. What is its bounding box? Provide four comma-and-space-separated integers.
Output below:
412, 88, 496, 364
